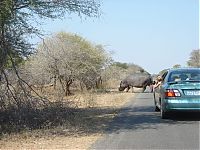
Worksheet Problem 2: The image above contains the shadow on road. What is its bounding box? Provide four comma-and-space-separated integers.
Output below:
167, 112, 200, 121
104, 105, 200, 134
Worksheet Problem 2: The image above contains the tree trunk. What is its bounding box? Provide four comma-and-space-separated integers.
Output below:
65, 79, 73, 96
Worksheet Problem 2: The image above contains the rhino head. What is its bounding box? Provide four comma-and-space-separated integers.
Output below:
118, 81, 128, 91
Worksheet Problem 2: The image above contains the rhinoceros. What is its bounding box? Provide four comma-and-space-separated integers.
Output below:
118, 73, 153, 92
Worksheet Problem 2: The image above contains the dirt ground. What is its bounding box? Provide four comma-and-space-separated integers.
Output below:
0, 91, 135, 149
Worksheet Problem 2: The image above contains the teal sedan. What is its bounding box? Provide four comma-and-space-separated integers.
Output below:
153, 68, 200, 119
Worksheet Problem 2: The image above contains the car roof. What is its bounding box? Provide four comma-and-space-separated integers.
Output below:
167, 67, 200, 72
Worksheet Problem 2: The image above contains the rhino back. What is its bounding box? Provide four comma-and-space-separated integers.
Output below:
124, 74, 151, 87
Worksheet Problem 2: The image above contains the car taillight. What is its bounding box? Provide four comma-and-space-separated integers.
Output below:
165, 89, 181, 97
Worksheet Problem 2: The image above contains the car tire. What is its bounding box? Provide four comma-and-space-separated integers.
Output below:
160, 103, 169, 119
161, 109, 169, 119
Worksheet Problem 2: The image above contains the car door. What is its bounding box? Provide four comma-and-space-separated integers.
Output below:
154, 71, 168, 109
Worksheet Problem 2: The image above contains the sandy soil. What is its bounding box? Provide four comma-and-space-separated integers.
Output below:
0, 92, 135, 149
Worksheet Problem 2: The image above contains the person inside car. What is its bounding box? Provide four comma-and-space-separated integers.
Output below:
179, 74, 188, 80
190, 72, 200, 80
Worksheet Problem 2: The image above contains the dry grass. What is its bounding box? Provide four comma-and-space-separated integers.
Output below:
0, 91, 135, 149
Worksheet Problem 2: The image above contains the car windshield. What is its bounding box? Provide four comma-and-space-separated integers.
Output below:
168, 69, 200, 82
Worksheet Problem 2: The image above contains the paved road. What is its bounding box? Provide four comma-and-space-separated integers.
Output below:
92, 92, 200, 149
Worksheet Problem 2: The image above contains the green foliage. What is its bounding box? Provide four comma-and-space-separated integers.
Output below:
0, 0, 12, 22
113, 62, 128, 69
173, 64, 181, 68
0, 0, 101, 113
5, 55, 25, 69
0, 0, 101, 75
126, 63, 146, 73
28, 32, 111, 95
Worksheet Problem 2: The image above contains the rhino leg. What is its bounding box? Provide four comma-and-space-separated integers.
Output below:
126, 86, 130, 92
131, 86, 134, 93
142, 86, 146, 92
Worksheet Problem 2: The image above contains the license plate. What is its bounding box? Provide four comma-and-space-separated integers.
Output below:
184, 90, 200, 96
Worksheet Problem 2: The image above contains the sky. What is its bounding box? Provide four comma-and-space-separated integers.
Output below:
35, 0, 199, 74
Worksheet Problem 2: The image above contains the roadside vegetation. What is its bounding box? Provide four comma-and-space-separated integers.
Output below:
0, 31, 145, 134
0, 91, 135, 149
0, 27, 146, 147
0, 1, 147, 147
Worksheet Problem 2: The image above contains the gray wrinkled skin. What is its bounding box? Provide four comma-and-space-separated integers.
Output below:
119, 73, 153, 92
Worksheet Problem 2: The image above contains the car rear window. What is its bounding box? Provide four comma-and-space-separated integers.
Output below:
168, 70, 200, 82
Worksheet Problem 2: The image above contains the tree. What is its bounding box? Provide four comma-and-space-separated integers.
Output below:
0, 0, 101, 108
187, 49, 200, 67
173, 64, 181, 68
126, 63, 147, 74
27, 32, 111, 96
0, 0, 100, 75
113, 62, 128, 69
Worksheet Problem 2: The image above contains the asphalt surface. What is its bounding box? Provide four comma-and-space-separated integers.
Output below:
91, 91, 200, 150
